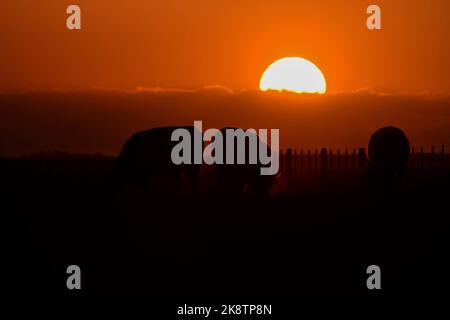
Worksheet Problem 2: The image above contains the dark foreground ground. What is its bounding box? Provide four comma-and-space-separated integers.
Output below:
1, 154, 449, 310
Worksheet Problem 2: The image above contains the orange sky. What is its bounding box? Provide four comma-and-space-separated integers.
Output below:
1, 0, 450, 93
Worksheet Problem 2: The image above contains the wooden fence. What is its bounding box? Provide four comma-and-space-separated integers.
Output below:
0, 145, 448, 179
280, 145, 449, 179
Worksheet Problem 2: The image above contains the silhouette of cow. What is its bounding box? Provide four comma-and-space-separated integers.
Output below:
196, 127, 276, 201
113, 126, 201, 197
368, 126, 410, 186
111, 127, 203, 276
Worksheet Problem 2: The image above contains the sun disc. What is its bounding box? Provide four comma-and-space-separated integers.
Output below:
259, 57, 326, 94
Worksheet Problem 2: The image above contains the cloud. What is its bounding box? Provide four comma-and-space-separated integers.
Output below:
1, 89, 450, 156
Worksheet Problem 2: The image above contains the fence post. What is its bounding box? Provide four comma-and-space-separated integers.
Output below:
329, 149, 333, 177
293, 149, 298, 176
420, 146, 424, 168
300, 149, 304, 175
320, 148, 328, 179
285, 148, 293, 180
315, 149, 319, 175
431, 145, 435, 168
358, 148, 366, 170
410, 146, 415, 172
352, 148, 357, 174
307, 149, 312, 176
344, 148, 348, 175
336, 149, 341, 176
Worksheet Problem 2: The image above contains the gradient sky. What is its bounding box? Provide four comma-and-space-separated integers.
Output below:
1, 0, 450, 93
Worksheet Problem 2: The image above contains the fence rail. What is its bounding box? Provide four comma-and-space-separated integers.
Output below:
280, 145, 449, 179
0, 146, 448, 179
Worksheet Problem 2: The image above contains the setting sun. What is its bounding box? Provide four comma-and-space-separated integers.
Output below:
259, 57, 326, 94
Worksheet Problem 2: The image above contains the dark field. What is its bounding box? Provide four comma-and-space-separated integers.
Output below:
2, 151, 449, 306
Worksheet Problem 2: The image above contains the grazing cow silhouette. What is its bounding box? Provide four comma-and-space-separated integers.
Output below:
113, 126, 201, 196
111, 126, 203, 275
196, 127, 276, 201
368, 126, 410, 186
